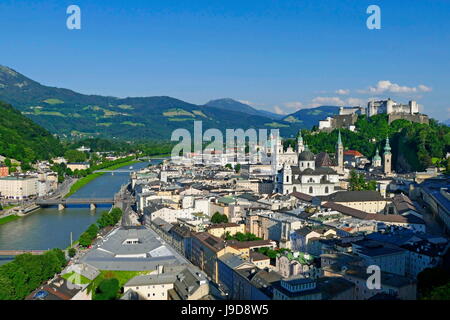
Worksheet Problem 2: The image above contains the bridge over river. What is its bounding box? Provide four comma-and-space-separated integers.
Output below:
36, 198, 114, 210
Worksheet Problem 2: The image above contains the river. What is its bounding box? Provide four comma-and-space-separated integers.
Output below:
0, 161, 158, 265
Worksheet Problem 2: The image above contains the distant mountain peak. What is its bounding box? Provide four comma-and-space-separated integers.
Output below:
0, 65, 20, 77
205, 98, 283, 120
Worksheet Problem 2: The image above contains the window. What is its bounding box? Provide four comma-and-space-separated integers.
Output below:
325, 186, 329, 193
309, 187, 313, 194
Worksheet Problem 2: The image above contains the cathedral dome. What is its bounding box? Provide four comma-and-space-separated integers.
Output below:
298, 150, 315, 161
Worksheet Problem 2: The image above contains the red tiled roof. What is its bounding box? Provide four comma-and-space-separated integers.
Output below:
344, 150, 364, 157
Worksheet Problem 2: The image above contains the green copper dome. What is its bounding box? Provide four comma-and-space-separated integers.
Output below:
373, 148, 381, 161
384, 137, 391, 154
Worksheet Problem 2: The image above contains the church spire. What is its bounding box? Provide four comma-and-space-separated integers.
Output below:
384, 137, 391, 155
337, 130, 343, 146
297, 131, 304, 153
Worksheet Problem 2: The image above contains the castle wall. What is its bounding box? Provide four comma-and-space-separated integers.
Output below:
388, 113, 429, 125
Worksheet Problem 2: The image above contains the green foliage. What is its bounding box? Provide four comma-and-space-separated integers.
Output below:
78, 223, 99, 248
0, 249, 67, 300
0, 67, 337, 141
225, 164, 232, 170
257, 247, 290, 259
68, 248, 76, 258
225, 232, 261, 241
234, 164, 241, 173
348, 170, 377, 191
302, 115, 450, 172
64, 149, 87, 163
210, 212, 228, 224
0, 101, 64, 164
78, 209, 121, 248
0, 215, 20, 225
94, 278, 119, 300
417, 267, 450, 297
422, 282, 450, 300
97, 208, 122, 229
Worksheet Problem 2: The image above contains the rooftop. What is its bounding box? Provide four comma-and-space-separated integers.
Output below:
79, 226, 188, 271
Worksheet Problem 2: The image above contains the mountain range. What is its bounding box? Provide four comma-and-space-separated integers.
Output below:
0, 65, 340, 141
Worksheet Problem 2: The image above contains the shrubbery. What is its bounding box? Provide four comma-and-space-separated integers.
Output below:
0, 249, 67, 300
78, 208, 123, 248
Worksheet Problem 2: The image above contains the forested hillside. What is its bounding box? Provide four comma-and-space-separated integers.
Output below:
295, 115, 450, 172
0, 101, 64, 165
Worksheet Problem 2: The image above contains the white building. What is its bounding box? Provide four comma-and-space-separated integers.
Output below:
0, 176, 38, 200
275, 133, 343, 196
367, 98, 419, 117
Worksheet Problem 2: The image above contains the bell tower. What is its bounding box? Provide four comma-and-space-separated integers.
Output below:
383, 137, 392, 175
336, 131, 344, 173
297, 131, 305, 153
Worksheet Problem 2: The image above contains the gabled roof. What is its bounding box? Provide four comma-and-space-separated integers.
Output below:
322, 202, 425, 225
323, 190, 385, 202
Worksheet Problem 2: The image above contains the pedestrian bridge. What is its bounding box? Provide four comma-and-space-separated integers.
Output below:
36, 198, 114, 210
93, 170, 134, 174
0, 250, 46, 256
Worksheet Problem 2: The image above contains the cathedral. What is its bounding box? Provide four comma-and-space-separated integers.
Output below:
274, 132, 344, 196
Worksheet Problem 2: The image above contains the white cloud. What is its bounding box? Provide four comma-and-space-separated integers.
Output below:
308, 96, 365, 108
311, 96, 346, 106
360, 80, 432, 94
238, 99, 257, 106
336, 89, 350, 95
417, 84, 432, 92
283, 101, 304, 109
346, 97, 365, 106
273, 106, 287, 115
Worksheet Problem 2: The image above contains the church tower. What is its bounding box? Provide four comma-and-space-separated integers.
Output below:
297, 131, 305, 153
336, 131, 344, 173
372, 147, 382, 167
383, 137, 392, 175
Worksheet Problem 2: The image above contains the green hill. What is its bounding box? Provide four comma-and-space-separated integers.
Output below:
298, 114, 450, 172
205, 98, 283, 120
0, 65, 335, 141
0, 100, 64, 164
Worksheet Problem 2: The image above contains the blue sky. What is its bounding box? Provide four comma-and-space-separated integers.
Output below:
0, 0, 449, 119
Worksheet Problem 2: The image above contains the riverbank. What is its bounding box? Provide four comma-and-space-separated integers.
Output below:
64, 159, 140, 198
0, 215, 20, 225
0, 161, 154, 255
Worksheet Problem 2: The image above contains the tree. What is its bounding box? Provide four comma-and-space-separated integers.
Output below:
4, 158, 12, 167
211, 212, 228, 224
0, 249, 67, 300
79, 232, 95, 248
68, 248, 76, 258
64, 150, 87, 163
417, 267, 450, 296
94, 278, 119, 300
225, 164, 232, 170
349, 170, 377, 191
422, 282, 450, 300
226, 232, 261, 241
234, 164, 241, 173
